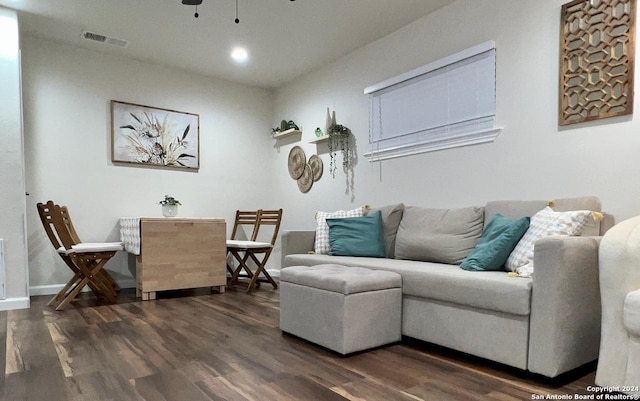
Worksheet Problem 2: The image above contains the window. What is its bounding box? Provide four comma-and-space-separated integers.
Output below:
364, 41, 501, 161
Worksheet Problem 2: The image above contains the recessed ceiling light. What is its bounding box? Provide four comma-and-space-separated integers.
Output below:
231, 47, 249, 64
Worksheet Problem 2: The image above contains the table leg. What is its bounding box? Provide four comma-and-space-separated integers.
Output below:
141, 291, 156, 301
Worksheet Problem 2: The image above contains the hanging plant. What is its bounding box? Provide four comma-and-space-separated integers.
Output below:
327, 124, 352, 178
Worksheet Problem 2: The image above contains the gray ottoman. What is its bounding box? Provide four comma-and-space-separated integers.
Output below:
279, 264, 402, 354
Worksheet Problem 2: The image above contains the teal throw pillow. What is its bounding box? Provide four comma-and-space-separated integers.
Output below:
327, 211, 387, 258
460, 214, 530, 271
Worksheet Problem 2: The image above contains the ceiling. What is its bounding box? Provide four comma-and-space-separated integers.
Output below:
0, 0, 455, 89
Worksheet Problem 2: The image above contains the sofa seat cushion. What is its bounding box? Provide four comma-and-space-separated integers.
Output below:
280, 264, 401, 295
284, 254, 532, 316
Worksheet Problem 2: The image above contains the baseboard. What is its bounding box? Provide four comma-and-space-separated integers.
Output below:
0, 297, 30, 311
266, 269, 280, 278
114, 278, 137, 289
29, 278, 137, 296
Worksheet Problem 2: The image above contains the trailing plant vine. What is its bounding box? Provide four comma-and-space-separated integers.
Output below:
327, 124, 353, 178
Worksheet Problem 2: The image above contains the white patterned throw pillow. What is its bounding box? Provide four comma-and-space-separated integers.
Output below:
505, 206, 595, 275
314, 206, 368, 254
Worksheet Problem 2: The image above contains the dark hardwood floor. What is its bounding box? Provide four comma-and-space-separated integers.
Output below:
0, 285, 599, 401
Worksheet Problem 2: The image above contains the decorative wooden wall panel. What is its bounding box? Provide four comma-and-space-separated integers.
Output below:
559, 0, 636, 126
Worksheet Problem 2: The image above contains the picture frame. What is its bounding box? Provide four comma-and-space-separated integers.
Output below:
111, 100, 200, 169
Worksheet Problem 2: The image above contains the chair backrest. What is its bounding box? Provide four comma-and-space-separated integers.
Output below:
50, 203, 80, 250
36, 200, 81, 251
230, 210, 261, 241
59, 206, 82, 244
229, 209, 283, 246
36, 201, 63, 250
254, 209, 283, 246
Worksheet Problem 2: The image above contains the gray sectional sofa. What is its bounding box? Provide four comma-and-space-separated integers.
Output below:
280, 197, 613, 378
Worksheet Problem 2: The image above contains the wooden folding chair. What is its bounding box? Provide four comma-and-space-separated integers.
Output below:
36, 201, 122, 310
227, 209, 283, 293
225, 210, 260, 276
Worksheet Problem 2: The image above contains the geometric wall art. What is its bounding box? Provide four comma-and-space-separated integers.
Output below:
559, 0, 636, 126
111, 100, 200, 170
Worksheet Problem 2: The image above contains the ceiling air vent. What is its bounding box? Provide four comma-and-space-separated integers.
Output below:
81, 30, 129, 48
82, 31, 107, 43
106, 37, 129, 48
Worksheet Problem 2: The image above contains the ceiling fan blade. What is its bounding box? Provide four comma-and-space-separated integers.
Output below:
182, 0, 203, 5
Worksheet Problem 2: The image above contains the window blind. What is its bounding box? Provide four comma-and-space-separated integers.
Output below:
364, 41, 500, 161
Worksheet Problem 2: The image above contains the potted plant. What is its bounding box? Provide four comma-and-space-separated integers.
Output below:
327, 124, 353, 178
159, 195, 181, 217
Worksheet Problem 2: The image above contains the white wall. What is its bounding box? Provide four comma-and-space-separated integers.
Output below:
0, 7, 29, 309
273, 0, 640, 238
22, 35, 276, 289
19, 0, 640, 288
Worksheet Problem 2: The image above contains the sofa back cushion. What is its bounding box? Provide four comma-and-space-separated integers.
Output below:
484, 200, 547, 228
485, 196, 602, 236
395, 206, 484, 264
368, 203, 405, 258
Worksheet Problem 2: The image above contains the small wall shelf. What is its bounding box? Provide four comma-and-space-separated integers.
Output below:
272, 128, 302, 140
309, 135, 329, 144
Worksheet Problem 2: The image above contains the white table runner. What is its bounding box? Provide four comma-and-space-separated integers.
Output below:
119, 217, 141, 255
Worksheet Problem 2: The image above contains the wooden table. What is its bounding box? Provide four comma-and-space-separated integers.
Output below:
123, 218, 227, 300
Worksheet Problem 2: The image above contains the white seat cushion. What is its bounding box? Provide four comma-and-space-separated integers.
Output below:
57, 242, 123, 254
226, 240, 272, 249
56, 247, 73, 255
72, 242, 123, 253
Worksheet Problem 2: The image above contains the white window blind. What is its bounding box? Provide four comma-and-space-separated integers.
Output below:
364, 41, 501, 161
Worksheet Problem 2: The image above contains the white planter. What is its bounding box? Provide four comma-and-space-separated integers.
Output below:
162, 204, 178, 217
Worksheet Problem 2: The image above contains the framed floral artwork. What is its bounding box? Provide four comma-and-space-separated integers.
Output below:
111, 100, 200, 169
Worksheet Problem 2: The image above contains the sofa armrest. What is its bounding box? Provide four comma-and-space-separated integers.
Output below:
280, 230, 315, 267
623, 289, 640, 338
528, 235, 602, 377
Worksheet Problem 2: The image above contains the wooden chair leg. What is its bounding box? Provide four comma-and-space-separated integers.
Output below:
55, 257, 113, 311
97, 269, 120, 293
52, 257, 107, 305
228, 250, 255, 286
79, 257, 117, 303
48, 272, 82, 307
228, 249, 253, 285
254, 265, 278, 289
237, 251, 255, 279
247, 252, 278, 292
226, 262, 235, 276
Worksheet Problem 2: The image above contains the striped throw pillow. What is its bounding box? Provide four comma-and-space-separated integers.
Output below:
505, 206, 594, 273
314, 206, 368, 254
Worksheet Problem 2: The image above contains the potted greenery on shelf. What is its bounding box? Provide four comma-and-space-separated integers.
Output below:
271, 120, 300, 137
327, 123, 353, 178
159, 195, 181, 217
